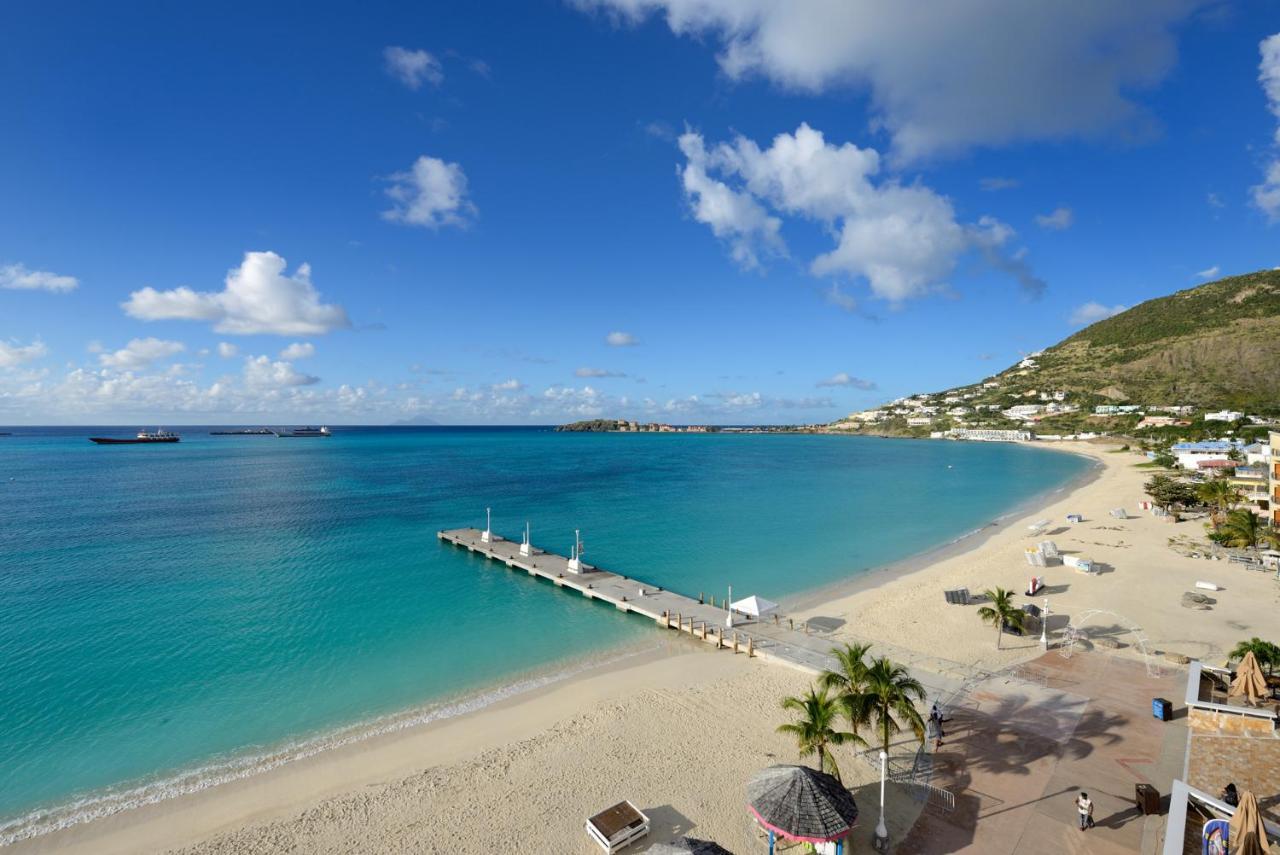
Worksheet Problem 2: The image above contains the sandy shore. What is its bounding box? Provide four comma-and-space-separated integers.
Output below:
12, 441, 1279, 854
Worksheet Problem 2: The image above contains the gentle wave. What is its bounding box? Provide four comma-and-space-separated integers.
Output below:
0, 644, 655, 846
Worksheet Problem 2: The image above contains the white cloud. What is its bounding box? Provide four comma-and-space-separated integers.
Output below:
243, 355, 319, 388
382, 155, 476, 229
383, 46, 443, 89
980, 177, 1019, 192
492, 378, 523, 391
1254, 34, 1280, 222
576, 0, 1193, 161
816, 372, 876, 389
123, 251, 350, 336
217, 342, 238, 358
575, 367, 626, 378
99, 337, 185, 370
606, 331, 639, 346
679, 124, 1042, 302
279, 342, 315, 360
0, 263, 78, 292
1069, 301, 1127, 325
1035, 207, 1074, 230
1195, 265, 1220, 280
0, 339, 48, 368
1207, 192, 1224, 209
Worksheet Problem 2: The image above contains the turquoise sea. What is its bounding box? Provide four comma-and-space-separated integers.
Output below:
0, 427, 1090, 841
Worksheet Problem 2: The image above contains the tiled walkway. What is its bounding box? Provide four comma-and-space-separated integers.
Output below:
898, 651, 1187, 854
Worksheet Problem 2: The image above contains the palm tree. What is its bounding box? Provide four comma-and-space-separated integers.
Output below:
853, 656, 927, 757
977, 587, 1025, 650
776, 686, 858, 782
1197, 479, 1242, 529
1219, 509, 1263, 553
1230, 637, 1280, 675
820, 642, 875, 743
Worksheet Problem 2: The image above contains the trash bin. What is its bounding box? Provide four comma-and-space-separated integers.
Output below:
1152, 697, 1172, 721
1135, 783, 1160, 815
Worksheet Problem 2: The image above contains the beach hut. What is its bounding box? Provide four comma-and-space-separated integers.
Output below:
731, 595, 779, 619
585, 800, 650, 852
747, 765, 859, 855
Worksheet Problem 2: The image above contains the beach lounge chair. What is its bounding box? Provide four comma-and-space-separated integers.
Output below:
586, 800, 650, 852
1066, 514, 1084, 523
944, 587, 970, 605
1026, 575, 1044, 596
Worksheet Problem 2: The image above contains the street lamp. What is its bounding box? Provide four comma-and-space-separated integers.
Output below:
875, 749, 888, 847
1040, 596, 1050, 648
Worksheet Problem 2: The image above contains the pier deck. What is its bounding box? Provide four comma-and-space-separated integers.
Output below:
438, 527, 836, 672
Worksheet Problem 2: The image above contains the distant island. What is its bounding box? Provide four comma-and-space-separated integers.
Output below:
556, 419, 717, 433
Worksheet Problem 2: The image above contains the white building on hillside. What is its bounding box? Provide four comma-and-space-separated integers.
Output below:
1204, 410, 1245, 422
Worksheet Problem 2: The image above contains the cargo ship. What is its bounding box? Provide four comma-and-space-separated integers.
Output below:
89, 429, 181, 445
273, 426, 331, 438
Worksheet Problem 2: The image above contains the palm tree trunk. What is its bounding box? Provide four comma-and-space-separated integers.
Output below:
996, 621, 1002, 649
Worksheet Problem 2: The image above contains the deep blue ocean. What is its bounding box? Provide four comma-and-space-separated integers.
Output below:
0, 426, 1089, 840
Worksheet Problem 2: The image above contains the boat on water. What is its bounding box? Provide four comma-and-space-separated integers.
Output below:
273, 426, 331, 438
89, 429, 181, 445
210, 428, 274, 436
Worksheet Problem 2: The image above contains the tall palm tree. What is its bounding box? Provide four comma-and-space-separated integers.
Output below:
1197, 479, 1242, 529
853, 656, 927, 757
820, 642, 875, 742
1230, 637, 1280, 675
1219, 509, 1263, 553
977, 587, 1025, 650
776, 686, 858, 782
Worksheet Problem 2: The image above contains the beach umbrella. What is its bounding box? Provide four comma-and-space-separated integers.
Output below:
731, 595, 779, 618
1227, 791, 1269, 855
747, 765, 858, 853
647, 839, 732, 855
1229, 651, 1269, 706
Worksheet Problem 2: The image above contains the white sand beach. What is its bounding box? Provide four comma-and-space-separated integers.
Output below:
12, 441, 1279, 854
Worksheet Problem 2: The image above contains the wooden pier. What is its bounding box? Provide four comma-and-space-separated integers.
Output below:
438, 527, 813, 668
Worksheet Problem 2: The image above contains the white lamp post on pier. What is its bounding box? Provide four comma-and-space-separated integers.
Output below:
874, 749, 889, 848
481, 506, 492, 543
1040, 597, 1050, 648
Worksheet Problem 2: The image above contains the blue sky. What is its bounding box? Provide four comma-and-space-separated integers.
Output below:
2, 0, 1279, 424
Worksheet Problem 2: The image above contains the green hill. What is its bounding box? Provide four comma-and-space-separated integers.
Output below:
1027, 269, 1280, 409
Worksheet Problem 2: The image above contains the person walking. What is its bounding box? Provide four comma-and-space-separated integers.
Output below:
1076, 792, 1094, 831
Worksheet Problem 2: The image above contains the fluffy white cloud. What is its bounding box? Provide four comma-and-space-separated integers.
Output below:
980, 177, 1020, 192
279, 342, 315, 360
243, 355, 319, 388
1069, 301, 1127, 325
99, 337, 185, 370
383, 46, 443, 89
123, 251, 350, 336
491, 378, 523, 391
575, 367, 626, 378
1035, 207, 1074, 230
1195, 265, 1220, 280
606, 331, 639, 346
679, 124, 1042, 301
816, 372, 876, 389
679, 133, 784, 269
382, 155, 476, 229
1253, 34, 1280, 222
576, 0, 1194, 161
0, 263, 78, 292
0, 339, 48, 368
217, 342, 238, 358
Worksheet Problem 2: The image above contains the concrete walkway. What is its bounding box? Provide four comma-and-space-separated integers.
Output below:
898, 651, 1187, 854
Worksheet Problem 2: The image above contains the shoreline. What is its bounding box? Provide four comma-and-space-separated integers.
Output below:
3, 438, 1103, 852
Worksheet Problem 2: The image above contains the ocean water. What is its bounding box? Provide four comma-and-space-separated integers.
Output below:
0, 427, 1089, 839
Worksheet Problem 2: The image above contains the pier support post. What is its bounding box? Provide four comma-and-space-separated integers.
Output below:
733, 631, 739, 653
747, 636, 754, 658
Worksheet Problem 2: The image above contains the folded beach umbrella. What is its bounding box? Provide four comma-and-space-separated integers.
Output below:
747, 764, 859, 845
1227, 791, 1269, 855
1229, 651, 1269, 706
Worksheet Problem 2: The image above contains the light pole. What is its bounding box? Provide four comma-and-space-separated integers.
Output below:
1040, 596, 1050, 648
875, 749, 888, 846
726, 584, 733, 628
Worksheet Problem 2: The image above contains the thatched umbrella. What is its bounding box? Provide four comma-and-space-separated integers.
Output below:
1229, 651, 1269, 706
747, 765, 859, 854
1227, 791, 1269, 855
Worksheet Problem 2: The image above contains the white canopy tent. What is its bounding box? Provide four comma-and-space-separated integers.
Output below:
732, 595, 780, 618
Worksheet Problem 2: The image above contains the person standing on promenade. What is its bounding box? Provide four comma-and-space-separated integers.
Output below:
1076, 792, 1094, 830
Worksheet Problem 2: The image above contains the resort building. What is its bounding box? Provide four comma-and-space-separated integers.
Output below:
1230, 465, 1271, 512
1136, 415, 1191, 429
1002, 404, 1044, 420
947, 428, 1033, 442
1204, 409, 1246, 422
1271, 431, 1280, 525
1171, 440, 1244, 471
1095, 404, 1143, 415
